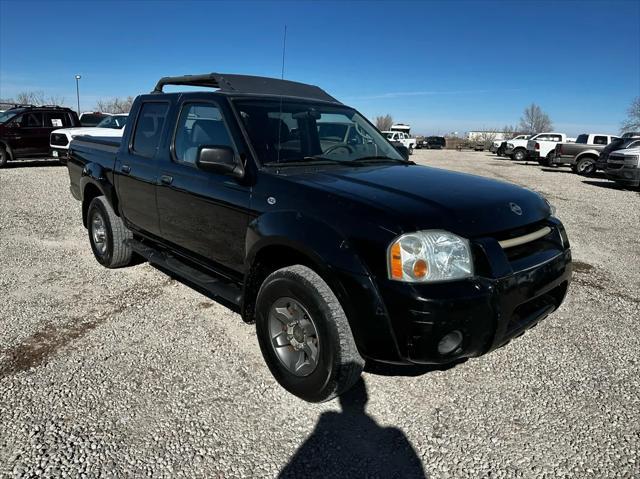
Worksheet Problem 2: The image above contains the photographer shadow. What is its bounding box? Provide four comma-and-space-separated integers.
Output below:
279, 377, 427, 479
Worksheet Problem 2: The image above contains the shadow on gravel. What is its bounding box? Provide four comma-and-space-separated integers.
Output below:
365, 358, 467, 377
581, 180, 624, 190
279, 377, 427, 478
3, 159, 64, 168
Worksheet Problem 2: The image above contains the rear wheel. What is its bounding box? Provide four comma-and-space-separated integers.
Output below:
255, 265, 364, 402
87, 196, 134, 268
576, 157, 596, 176
408, 145, 414, 155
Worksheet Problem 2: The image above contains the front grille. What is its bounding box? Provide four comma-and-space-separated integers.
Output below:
489, 221, 563, 271
50, 133, 68, 146
606, 163, 624, 170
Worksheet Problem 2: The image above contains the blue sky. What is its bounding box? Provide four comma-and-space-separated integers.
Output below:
1, 0, 638, 136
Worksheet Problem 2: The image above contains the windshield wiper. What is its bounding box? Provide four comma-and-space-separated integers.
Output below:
353, 156, 411, 164
263, 156, 363, 167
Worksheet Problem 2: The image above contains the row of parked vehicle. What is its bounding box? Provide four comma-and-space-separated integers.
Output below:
0, 104, 128, 166
491, 131, 640, 189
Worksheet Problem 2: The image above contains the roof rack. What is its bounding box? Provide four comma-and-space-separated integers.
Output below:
151, 73, 341, 104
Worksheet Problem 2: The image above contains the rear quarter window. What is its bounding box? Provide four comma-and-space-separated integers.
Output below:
593, 136, 608, 145
132, 102, 169, 158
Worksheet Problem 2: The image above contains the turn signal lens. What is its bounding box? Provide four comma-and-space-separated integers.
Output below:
390, 242, 403, 280
387, 230, 473, 283
412, 259, 428, 278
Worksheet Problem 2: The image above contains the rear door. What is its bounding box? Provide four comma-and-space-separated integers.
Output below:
156, 99, 250, 273
114, 101, 169, 237
12, 112, 45, 156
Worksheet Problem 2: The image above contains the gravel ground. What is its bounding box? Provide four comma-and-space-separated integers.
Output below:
0, 152, 638, 478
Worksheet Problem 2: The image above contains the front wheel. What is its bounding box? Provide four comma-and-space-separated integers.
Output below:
255, 265, 364, 402
513, 149, 526, 161
408, 145, 414, 155
0, 148, 9, 168
87, 196, 134, 268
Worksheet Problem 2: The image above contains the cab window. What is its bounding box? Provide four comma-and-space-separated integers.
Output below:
18, 112, 43, 127
132, 102, 169, 158
173, 103, 233, 165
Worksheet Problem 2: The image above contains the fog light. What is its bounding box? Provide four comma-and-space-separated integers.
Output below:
437, 330, 463, 355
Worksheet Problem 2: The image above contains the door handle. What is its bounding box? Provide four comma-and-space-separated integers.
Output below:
160, 175, 173, 185
121, 164, 131, 174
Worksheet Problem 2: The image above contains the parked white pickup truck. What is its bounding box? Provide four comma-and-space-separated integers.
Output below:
382, 131, 416, 154
505, 132, 569, 162
525, 133, 573, 165
50, 114, 128, 161
493, 135, 529, 155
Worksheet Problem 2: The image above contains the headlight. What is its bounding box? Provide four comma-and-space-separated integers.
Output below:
507, 143, 514, 149
537, 193, 556, 216
388, 230, 473, 282
624, 155, 639, 167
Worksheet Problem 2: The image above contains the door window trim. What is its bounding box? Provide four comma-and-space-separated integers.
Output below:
128, 100, 170, 159
170, 99, 238, 168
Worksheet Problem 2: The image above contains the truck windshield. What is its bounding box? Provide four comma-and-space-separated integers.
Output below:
96, 115, 128, 129
233, 99, 405, 165
576, 134, 589, 144
0, 109, 21, 124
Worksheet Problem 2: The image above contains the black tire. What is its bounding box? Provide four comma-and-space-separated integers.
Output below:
255, 265, 364, 402
571, 164, 578, 173
87, 196, 133, 268
576, 157, 596, 176
0, 147, 8, 168
497, 147, 505, 157
408, 146, 414, 155
513, 149, 526, 161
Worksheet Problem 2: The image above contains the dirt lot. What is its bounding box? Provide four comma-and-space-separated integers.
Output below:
1, 151, 638, 478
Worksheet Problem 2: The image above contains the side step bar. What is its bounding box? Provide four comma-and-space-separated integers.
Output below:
128, 239, 243, 312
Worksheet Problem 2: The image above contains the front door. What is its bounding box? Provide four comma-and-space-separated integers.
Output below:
114, 101, 169, 237
156, 100, 250, 273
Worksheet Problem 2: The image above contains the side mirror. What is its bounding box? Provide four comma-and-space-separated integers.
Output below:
196, 145, 243, 177
395, 144, 409, 160
7, 121, 20, 129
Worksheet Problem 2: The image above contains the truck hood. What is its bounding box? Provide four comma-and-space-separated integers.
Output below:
287, 164, 550, 238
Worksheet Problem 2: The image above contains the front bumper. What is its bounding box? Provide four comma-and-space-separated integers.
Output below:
605, 166, 640, 187
363, 219, 572, 365
50, 147, 70, 163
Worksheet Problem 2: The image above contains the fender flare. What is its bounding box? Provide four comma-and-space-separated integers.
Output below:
245, 210, 369, 276
243, 211, 400, 359
79, 162, 120, 224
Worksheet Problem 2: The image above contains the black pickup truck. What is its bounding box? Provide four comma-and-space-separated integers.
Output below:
66, 73, 572, 402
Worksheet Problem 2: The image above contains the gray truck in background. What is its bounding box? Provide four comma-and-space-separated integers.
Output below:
551, 133, 618, 175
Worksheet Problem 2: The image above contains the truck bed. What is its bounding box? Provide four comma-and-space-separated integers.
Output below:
67, 136, 121, 201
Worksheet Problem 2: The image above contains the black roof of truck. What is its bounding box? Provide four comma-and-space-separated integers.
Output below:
151, 73, 341, 104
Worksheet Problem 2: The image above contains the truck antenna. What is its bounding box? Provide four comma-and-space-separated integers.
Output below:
276, 25, 287, 164
280, 25, 287, 80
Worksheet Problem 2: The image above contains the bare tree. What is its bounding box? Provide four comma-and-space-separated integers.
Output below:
95, 96, 135, 114
502, 124, 518, 140
375, 114, 393, 131
518, 103, 552, 134
621, 97, 640, 132
478, 129, 498, 143
14, 90, 65, 106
